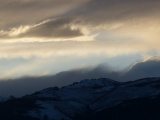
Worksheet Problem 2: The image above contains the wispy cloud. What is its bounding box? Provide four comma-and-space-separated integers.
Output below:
0, 19, 84, 39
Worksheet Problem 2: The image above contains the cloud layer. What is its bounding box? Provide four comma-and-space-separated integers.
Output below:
1, 56, 160, 97
123, 56, 160, 81
0, 0, 160, 82
11, 19, 83, 38
1, 0, 160, 40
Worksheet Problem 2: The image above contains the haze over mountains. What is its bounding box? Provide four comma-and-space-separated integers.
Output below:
0, 56, 160, 97
0, 0, 160, 119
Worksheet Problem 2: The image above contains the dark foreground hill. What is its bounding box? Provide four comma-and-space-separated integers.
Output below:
1, 77, 160, 120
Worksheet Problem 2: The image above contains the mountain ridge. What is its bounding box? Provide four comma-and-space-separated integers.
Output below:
1, 77, 160, 120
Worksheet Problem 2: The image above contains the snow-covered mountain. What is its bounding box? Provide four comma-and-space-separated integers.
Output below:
1, 77, 160, 120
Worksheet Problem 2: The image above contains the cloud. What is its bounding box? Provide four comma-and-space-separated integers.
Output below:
0, 64, 120, 97
1, 0, 160, 42
20, 19, 83, 38
1, 0, 160, 39
123, 56, 160, 81
71, 0, 160, 24
0, 0, 160, 85
1, 56, 160, 97
0, 39, 159, 59
0, 0, 88, 30
1, 19, 83, 38
1, 0, 160, 29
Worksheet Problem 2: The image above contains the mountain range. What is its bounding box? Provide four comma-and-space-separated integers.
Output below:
2, 56, 160, 97
1, 77, 160, 120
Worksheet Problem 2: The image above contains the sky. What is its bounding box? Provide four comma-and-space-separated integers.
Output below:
1, 0, 160, 79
